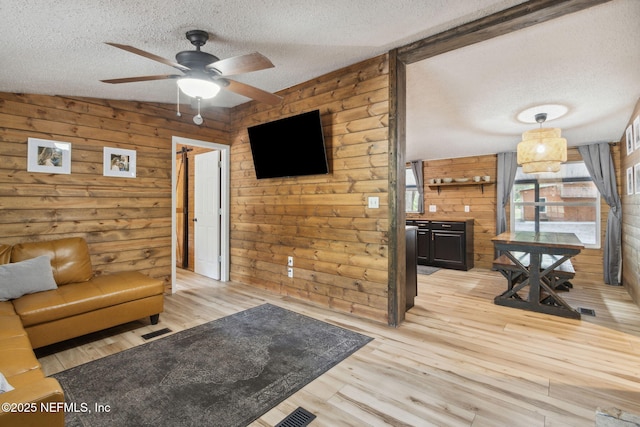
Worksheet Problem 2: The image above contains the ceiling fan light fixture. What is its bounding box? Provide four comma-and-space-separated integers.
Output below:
177, 78, 220, 99
517, 113, 567, 174
103, 31, 279, 105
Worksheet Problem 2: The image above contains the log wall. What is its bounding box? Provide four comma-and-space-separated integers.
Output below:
0, 92, 230, 293
621, 97, 640, 303
228, 55, 390, 323
2, 58, 629, 321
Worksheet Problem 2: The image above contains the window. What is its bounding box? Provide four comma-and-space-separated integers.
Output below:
406, 167, 420, 213
510, 162, 600, 248
538, 197, 547, 213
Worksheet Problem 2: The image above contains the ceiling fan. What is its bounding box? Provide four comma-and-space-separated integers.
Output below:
101, 30, 282, 106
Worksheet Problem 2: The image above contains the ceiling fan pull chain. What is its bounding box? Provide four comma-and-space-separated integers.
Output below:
176, 84, 181, 117
193, 97, 204, 125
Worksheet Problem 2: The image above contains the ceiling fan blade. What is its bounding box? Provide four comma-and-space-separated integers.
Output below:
222, 79, 282, 105
206, 52, 274, 76
105, 42, 190, 72
101, 74, 181, 84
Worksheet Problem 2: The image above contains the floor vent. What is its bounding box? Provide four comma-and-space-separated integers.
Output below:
141, 328, 172, 340
275, 407, 316, 427
578, 307, 596, 316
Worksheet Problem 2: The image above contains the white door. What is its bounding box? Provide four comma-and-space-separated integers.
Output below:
194, 150, 221, 279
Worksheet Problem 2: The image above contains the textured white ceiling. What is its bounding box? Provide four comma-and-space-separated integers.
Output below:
406, 0, 640, 161
1, 1, 636, 161
0, 0, 523, 106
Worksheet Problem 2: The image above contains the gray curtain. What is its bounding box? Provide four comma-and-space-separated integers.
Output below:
410, 160, 424, 214
496, 151, 518, 236
578, 143, 622, 285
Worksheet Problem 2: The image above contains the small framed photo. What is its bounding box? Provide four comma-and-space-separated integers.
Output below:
103, 147, 136, 178
627, 167, 634, 196
27, 138, 71, 174
634, 115, 640, 150
626, 124, 634, 156
635, 163, 640, 195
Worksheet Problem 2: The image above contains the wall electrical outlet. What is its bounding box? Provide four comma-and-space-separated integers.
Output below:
287, 256, 294, 266
287, 267, 294, 278
429, 205, 436, 212
464, 205, 470, 212
368, 196, 380, 209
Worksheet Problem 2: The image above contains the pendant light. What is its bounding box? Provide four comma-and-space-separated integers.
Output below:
517, 112, 567, 173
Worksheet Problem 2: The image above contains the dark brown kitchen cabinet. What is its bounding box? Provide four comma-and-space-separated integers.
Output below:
414, 221, 430, 265
405, 226, 418, 310
406, 219, 474, 271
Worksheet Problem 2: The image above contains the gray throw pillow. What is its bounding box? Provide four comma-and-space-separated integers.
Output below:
0, 255, 58, 301
0, 371, 14, 393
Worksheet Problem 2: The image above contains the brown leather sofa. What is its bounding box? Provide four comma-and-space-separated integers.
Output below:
0, 301, 65, 427
0, 237, 164, 426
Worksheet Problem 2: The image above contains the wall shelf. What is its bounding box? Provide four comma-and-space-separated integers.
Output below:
428, 181, 494, 194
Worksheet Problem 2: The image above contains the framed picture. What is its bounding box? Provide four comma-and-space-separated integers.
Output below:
626, 124, 634, 156
635, 163, 640, 195
627, 167, 634, 196
27, 138, 71, 174
103, 147, 136, 178
634, 115, 640, 150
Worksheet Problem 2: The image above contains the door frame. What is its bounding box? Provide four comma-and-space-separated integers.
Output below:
171, 136, 230, 292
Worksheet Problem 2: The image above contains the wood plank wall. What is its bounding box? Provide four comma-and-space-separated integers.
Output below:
621, 97, 640, 303
408, 147, 619, 284
0, 92, 230, 293
228, 55, 390, 324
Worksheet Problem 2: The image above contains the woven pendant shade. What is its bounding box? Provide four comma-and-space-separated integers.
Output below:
516, 116, 567, 174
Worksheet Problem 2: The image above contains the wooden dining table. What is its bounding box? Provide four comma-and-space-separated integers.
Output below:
491, 231, 584, 319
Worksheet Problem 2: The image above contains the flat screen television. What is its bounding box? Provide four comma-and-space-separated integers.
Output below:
247, 110, 329, 179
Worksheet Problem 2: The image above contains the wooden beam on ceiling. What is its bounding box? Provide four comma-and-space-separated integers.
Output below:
398, 0, 614, 64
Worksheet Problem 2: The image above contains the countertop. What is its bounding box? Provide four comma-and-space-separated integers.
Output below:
406, 217, 474, 223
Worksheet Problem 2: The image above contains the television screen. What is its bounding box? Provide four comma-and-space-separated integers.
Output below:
247, 110, 329, 179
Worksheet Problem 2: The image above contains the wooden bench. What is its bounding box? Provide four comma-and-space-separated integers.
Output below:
493, 251, 575, 292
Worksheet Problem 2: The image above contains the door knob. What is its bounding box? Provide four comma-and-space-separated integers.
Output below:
193, 218, 198, 222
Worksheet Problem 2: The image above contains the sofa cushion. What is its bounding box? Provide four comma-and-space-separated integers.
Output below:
0, 245, 10, 265
12, 271, 164, 327
2, 368, 44, 389
0, 302, 16, 316
0, 336, 41, 377
0, 256, 58, 301
0, 315, 28, 340
11, 237, 93, 285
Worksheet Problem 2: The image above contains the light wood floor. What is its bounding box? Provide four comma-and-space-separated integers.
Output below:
37, 268, 640, 426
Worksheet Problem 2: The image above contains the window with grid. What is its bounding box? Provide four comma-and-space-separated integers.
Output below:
510, 161, 600, 248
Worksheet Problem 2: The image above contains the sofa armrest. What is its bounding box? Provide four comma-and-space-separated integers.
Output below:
0, 378, 64, 427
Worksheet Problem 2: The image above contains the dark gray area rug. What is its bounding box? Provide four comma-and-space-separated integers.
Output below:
417, 265, 441, 275
53, 303, 372, 427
